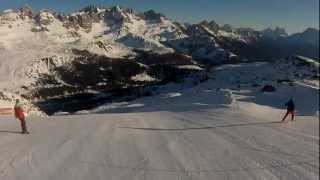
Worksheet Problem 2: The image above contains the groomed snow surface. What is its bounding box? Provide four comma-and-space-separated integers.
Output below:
0, 63, 318, 180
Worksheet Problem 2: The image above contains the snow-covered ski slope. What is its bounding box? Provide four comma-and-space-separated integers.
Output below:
0, 63, 318, 180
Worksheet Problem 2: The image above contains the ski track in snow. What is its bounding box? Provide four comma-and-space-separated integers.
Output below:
0, 104, 318, 180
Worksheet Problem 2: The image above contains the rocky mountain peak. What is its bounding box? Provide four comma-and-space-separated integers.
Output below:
236, 27, 259, 38
221, 24, 234, 33
35, 10, 56, 26
104, 6, 134, 26
142, 10, 165, 22
199, 20, 219, 33
199, 20, 210, 27
81, 5, 101, 14
112, 5, 122, 13
261, 27, 288, 39
19, 4, 33, 19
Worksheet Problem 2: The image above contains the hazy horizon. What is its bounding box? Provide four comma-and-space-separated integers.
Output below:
0, 0, 319, 34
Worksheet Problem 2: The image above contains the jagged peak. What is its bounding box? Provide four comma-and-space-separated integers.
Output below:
261, 27, 288, 38
34, 9, 56, 26
209, 20, 218, 26
198, 20, 219, 33
110, 5, 123, 13
262, 27, 287, 33
221, 24, 234, 33
199, 20, 210, 26
81, 5, 100, 13
144, 9, 164, 17
139, 9, 166, 23
19, 4, 33, 19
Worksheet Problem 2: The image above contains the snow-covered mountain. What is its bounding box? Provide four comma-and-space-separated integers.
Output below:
0, 5, 318, 115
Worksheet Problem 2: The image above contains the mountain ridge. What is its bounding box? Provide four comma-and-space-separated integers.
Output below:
0, 5, 318, 115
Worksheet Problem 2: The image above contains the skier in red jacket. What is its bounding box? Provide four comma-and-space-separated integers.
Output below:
14, 99, 29, 134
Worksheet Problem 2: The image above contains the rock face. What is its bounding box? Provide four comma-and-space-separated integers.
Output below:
142, 10, 164, 22
104, 6, 131, 25
199, 20, 219, 33
78, 14, 93, 30
261, 85, 276, 92
56, 14, 67, 22
28, 50, 204, 114
19, 5, 33, 19
32, 50, 203, 94
64, 14, 94, 31
35, 10, 55, 26
64, 16, 79, 29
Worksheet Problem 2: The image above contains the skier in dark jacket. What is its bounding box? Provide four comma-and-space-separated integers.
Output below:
281, 99, 295, 122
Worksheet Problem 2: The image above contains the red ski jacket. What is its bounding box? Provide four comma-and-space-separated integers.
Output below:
14, 106, 25, 120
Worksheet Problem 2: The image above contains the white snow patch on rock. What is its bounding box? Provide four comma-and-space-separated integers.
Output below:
131, 72, 157, 82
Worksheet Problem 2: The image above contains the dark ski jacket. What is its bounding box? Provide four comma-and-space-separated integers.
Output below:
285, 100, 295, 112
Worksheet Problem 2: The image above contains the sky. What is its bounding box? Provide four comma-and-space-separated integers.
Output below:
0, 0, 319, 34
